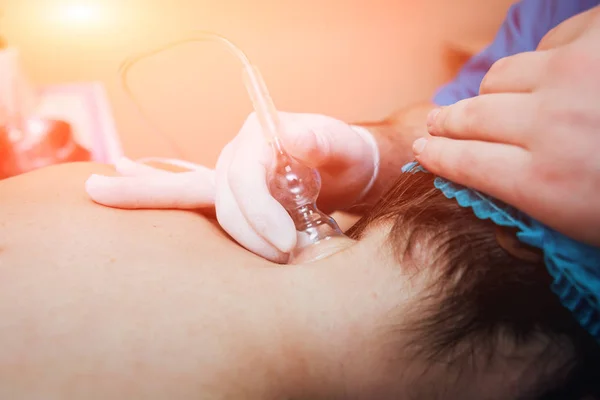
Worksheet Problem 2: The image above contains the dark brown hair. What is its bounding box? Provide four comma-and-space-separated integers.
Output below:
347, 172, 600, 399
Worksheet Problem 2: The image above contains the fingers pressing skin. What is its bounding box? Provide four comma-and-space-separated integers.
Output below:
85, 170, 216, 209
213, 111, 377, 261
412, 136, 531, 207
226, 120, 297, 253
426, 94, 538, 147
214, 143, 291, 263
227, 146, 297, 253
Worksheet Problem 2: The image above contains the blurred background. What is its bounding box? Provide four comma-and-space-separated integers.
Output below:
0, 0, 516, 169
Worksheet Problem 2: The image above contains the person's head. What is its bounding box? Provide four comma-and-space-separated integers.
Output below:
292, 171, 600, 399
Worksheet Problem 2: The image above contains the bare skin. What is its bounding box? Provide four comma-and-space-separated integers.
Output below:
0, 162, 421, 400
355, 101, 435, 209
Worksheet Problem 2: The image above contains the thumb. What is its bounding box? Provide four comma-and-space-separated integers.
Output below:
279, 113, 370, 169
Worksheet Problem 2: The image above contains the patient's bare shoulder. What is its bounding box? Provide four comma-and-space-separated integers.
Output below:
0, 162, 251, 267
0, 162, 117, 204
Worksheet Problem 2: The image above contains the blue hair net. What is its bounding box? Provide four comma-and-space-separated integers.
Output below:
402, 161, 600, 342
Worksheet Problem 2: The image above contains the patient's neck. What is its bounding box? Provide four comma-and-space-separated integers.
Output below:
265, 240, 402, 399
247, 268, 354, 399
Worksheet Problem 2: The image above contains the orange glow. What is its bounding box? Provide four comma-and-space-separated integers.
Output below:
1, 0, 517, 167
60, 4, 100, 24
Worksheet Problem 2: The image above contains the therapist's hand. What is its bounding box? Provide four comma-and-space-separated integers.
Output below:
413, 7, 600, 246
86, 158, 217, 210
212, 112, 378, 262
87, 112, 378, 263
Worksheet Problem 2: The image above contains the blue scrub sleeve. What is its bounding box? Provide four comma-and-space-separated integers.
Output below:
432, 0, 552, 106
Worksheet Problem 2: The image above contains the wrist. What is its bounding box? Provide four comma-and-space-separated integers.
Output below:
345, 122, 412, 212
349, 103, 436, 211
349, 125, 380, 205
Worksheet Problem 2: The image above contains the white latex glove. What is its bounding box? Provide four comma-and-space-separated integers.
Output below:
213, 112, 379, 262
86, 158, 216, 209
86, 112, 379, 263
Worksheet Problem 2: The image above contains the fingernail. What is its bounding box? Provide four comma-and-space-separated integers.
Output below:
412, 138, 428, 155
427, 108, 442, 132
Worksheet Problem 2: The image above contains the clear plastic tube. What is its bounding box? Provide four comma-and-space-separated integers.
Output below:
120, 31, 348, 264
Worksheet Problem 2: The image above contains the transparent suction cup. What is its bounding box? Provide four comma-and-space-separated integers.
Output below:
267, 146, 347, 264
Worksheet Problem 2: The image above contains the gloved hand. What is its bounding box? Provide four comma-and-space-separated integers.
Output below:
86, 157, 217, 209
86, 112, 379, 263
214, 112, 379, 262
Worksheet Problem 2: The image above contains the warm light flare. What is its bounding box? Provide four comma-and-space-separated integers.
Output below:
59, 3, 102, 25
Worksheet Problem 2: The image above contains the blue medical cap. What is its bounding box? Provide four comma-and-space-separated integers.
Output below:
402, 161, 600, 342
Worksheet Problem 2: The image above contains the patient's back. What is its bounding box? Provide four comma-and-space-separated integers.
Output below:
0, 162, 252, 271
0, 162, 276, 399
